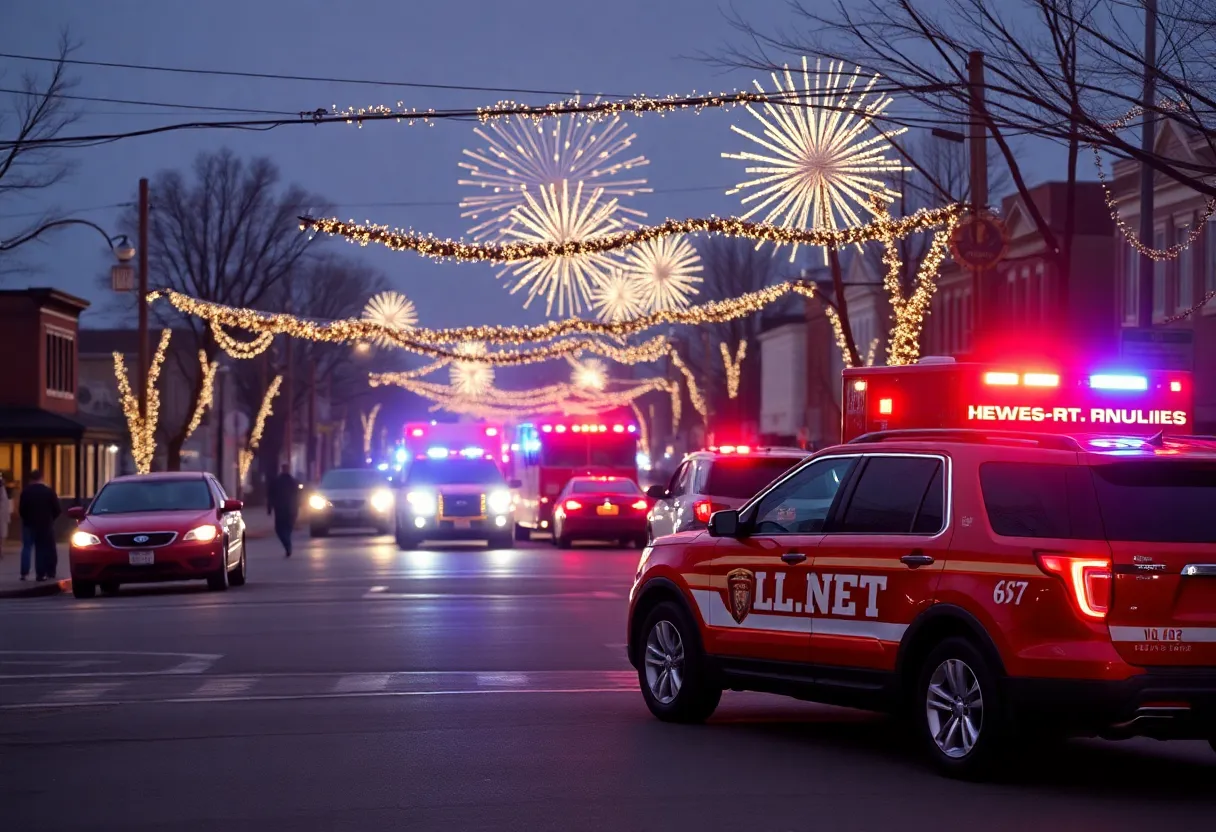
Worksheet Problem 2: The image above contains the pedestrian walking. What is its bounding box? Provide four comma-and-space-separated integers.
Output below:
268, 464, 300, 557
0, 474, 11, 560
18, 470, 61, 582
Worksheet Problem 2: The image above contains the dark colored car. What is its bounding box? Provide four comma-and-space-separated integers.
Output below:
552, 476, 649, 548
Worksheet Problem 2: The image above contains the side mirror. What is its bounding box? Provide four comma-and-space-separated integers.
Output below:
222, 498, 244, 513
508, 479, 522, 490
707, 509, 740, 538
645, 485, 667, 500
67, 506, 86, 521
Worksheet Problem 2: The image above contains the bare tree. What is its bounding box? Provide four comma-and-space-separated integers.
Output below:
727, 0, 1216, 309
110, 149, 329, 470
0, 35, 80, 276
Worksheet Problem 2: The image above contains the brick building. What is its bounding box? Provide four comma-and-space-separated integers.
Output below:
0, 288, 124, 538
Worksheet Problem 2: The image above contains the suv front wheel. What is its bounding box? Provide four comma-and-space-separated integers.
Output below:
637, 601, 721, 723
916, 637, 1008, 779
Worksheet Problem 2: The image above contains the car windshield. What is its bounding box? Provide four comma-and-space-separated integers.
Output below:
90, 479, 214, 515
704, 457, 803, 499
406, 458, 505, 487
320, 469, 389, 489
570, 479, 640, 495
1090, 460, 1216, 543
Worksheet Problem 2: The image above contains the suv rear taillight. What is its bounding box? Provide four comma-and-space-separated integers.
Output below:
693, 500, 715, 523
1035, 552, 1112, 619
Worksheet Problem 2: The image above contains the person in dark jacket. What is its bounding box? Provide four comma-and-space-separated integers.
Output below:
268, 464, 300, 557
18, 470, 61, 581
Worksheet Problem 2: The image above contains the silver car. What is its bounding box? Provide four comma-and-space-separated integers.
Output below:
306, 468, 395, 537
645, 447, 809, 542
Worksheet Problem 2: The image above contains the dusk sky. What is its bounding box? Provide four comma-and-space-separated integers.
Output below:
3, 0, 1065, 330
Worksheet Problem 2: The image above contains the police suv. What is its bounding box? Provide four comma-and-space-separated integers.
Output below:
626, 361, 1216, 777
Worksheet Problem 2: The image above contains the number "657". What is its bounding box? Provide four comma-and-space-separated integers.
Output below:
993, 580, 1028, 605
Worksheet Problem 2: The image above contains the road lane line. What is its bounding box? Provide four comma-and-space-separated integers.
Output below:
361, 590, 624, 600
476, 673, 529, 687
191, 677, 256, 697
333, 674, 392, 693
39, 682, 125, 703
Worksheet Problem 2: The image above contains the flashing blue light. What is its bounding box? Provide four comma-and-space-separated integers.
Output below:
523, 439, 541, 453
460, 446, 484, 459
426, 447, 449, 459
394, 448, 407, 464
1089, 438, 1147, 450
376, 462, 389, 471
1089, 374, 1148, 391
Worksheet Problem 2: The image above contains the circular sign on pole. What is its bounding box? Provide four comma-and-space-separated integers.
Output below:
949, 212, 1008, 270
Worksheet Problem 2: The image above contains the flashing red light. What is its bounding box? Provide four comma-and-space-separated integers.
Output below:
631, 499, 648, 510
542, 425, 553, 433
1171, 380, 1183, 392
485, 427, 499, 437
613, 424, 625, 433
853, 380, 867, 392
984, 371, 1019, 386
564, 499, 583, 511
555, 425, 567, 433
1035, 553, 1111, 619
878, 398, 893, 415
735, 445, 751, 454
411, 428, 424, 437
1023, 373, 1060, 387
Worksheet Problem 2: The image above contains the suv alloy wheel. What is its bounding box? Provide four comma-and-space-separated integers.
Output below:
637, 601, 721, 723
916, 637, 1008, 778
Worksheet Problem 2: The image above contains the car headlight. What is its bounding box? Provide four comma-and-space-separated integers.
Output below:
184, 524, 219, 542
405, 490, 437, 516
370, 489, 394, 513
308, 493, 330, 511
487, 489, 512, 514
71, 531, 101, 547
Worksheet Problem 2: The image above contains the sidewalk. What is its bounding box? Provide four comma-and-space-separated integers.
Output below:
0, 555, 70, 599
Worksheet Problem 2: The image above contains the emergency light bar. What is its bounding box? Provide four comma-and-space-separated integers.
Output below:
1089, 374, 1148, 391
537, 422, 638, 434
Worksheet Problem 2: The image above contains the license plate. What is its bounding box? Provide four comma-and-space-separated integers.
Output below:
453, 520, 471, 529
597, 504, 619, 516
128, 551, 154, 565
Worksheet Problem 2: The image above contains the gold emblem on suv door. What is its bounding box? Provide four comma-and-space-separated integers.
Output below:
726, 568, 756, 624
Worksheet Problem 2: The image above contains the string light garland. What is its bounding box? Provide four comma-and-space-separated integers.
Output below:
112, 330, 172, 475
361, 404, 381, 456
362, 291, 418, 346
824, 306, 854, 368
667, 380, 682, 433
720, 340, 747, 399
458, 103, 649, 241
725, 58, 908, 262
184, 351, 219, 440
864, 338, 880, 368
667, 348, 707, 419
1089, 98, 1214, 263
570, 357, 608, 391
1164, 288, 1216, 323
299, 203, 962, 265
629, 401, 650, 458
154, 281, 828, 349
239, 375, 282, 484
883, 209, 954, 366
211, 320, 273, 358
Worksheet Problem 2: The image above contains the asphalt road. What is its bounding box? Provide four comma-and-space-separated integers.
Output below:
1, 530, 1213, 831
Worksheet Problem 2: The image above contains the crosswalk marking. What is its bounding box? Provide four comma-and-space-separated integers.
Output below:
333, 674, 391, 693
40, 682, 124, 703
191, 677, 255, 697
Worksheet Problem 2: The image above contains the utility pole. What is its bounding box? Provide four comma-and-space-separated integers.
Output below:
137, 178, 150, 418
307, 360, 317, 481
1137, 0, 1158, 327
284, 328, 294, 473
968, 52, 989, 335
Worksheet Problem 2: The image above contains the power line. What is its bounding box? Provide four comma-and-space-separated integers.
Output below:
0, 86, 299, 117
0, 51, 627, 99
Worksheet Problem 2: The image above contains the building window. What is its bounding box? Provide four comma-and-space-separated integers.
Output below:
1124, 243, 1139, 322
56, 445, 76, 498
1153, 228, 1166, 319
1177, 218, 1194, 313
45, 327, 75, 399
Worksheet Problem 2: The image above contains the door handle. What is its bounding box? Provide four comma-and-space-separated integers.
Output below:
781, 552, 807, 565
901, 552, 935, 568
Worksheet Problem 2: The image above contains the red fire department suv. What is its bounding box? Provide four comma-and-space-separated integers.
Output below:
627, 362, 1216, 777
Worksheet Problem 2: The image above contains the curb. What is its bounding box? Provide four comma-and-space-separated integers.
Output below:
0, 577, 70, 599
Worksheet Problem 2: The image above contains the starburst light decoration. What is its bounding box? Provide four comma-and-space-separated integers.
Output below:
458, 103, 650, 242
590, 270, 645, 323
724, 57, 908, 262
362, 291, 418, 346
571, 358, 608, 391
499, 181, 624, 316
450, 341, 495, 398
620, 235, 703, 312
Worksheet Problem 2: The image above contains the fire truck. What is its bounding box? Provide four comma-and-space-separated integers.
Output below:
508, 413, 641, 540
841, 357, 1194, 442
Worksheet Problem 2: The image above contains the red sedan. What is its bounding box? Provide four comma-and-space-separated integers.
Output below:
551, 476, 650, 548
68, 472, 247, 598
